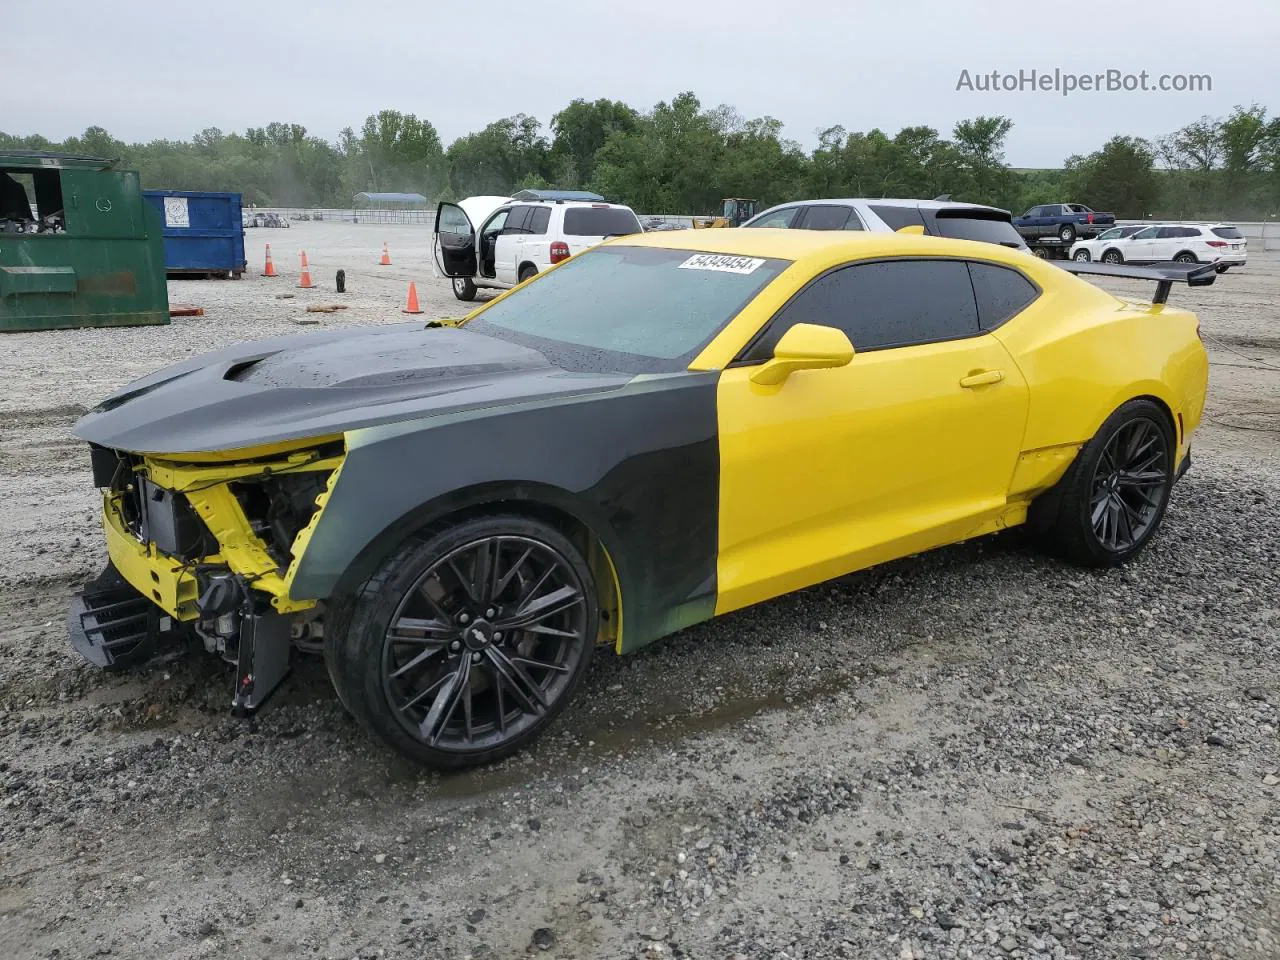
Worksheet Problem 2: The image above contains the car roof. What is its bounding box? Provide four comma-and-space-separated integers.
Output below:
516, 200, 628, 208
615, 225, 1032, 266
511, 189, 605, 202
761, 197, 1009, 214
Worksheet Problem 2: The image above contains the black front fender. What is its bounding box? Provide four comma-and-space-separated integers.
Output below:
291, 374, 721, 654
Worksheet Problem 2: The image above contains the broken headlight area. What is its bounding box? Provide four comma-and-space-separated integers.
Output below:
72, 441, 343, 713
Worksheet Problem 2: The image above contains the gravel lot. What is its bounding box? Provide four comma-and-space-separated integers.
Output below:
2, 224, 1277, 960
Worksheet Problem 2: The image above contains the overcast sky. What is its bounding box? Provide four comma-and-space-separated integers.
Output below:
9, 0, 1277, 167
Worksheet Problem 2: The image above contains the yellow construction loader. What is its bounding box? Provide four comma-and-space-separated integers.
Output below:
691, 198, 759, 229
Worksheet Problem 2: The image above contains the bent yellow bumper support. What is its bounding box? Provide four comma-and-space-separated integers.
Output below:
104, 442, 344, 620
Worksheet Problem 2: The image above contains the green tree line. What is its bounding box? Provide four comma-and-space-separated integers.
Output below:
4, 95, 1279, 219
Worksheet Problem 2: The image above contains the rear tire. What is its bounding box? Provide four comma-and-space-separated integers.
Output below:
1034, 399, 1175, 568
1059, 224, 1077, 242
1174, 252, 1197, 264
1214, 264, 1231, 274
452, 277, 478, 301
518, 264, 538, 284
325, 515, 598, 769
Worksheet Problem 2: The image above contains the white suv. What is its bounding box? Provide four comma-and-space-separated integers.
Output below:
1092, 223, 1248, 272
434, 194, 643, 300
741, 197, 1029, 250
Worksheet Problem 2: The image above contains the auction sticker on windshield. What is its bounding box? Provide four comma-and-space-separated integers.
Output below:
678, 254, 765, 274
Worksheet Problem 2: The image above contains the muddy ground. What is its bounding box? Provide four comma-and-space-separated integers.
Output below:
1, 227, 1278, 960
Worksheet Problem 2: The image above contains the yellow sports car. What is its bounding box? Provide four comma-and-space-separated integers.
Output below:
68, 228, 1211, 768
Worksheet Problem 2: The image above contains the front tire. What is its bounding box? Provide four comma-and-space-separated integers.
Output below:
1073, 249, 1091, 261
452, 277, 478, 301
1036, 399, 1175, 568
326, 515, 598, 768
1101, 249, 1124, 264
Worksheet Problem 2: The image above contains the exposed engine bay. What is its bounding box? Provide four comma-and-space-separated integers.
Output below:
69, 442, 343, 712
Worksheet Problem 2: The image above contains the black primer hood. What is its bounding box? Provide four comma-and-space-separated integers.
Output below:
73, 322, 631, 453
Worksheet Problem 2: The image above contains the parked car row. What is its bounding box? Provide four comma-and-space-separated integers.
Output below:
433, 194, 1248, 304
1070, 223, 1247, 272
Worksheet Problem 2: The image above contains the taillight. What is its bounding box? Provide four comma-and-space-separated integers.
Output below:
1087, 212, 1094, 223
1205, 240, 1227, 248
550, 241, 570, 264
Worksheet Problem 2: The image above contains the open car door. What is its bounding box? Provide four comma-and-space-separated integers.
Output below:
433, 202, 477, 278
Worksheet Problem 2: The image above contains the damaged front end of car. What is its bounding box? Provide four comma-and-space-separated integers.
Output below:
67, 437, 345, 712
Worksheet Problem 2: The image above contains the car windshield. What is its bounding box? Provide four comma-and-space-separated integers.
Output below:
467, 245, 790, 373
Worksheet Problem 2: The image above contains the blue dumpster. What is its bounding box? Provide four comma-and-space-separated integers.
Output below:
142, 190, 247, 278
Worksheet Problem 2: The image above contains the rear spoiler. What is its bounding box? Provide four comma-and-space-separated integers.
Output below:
1055, 260, 1216, 304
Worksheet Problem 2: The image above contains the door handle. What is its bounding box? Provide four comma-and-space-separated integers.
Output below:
959, 369, 1004, 388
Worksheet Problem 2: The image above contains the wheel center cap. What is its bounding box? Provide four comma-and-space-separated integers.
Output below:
463, 619, 494, 651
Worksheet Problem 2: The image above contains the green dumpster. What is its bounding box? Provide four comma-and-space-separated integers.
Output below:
0, 151, 169, 332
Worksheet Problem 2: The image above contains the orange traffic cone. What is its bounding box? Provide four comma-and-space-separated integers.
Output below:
297, 251, 314, 289
403, 281, 423, 314
379, 242, 392, 266
262, 244, 277, 277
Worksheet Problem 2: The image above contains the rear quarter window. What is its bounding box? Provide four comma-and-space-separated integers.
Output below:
528, 207, 551, 234
966, 262, 1040, 331
932, 212, 1026, 248
798, 205, 857, 230
1212, 226, 1243, 240
562, 207, 643, 237
868, 204, 925, 231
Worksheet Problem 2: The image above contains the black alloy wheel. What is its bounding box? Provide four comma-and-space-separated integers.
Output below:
1033, 399, 1175, 567
1088, 417, 1170, 553
327, 516, 597, 768
383, 534, 590, 750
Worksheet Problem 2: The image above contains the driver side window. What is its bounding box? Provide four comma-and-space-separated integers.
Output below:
482, 209, 510, 235
744, 259, 981, 361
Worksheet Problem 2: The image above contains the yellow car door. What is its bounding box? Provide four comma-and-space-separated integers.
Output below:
715, 257, 1033, 615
